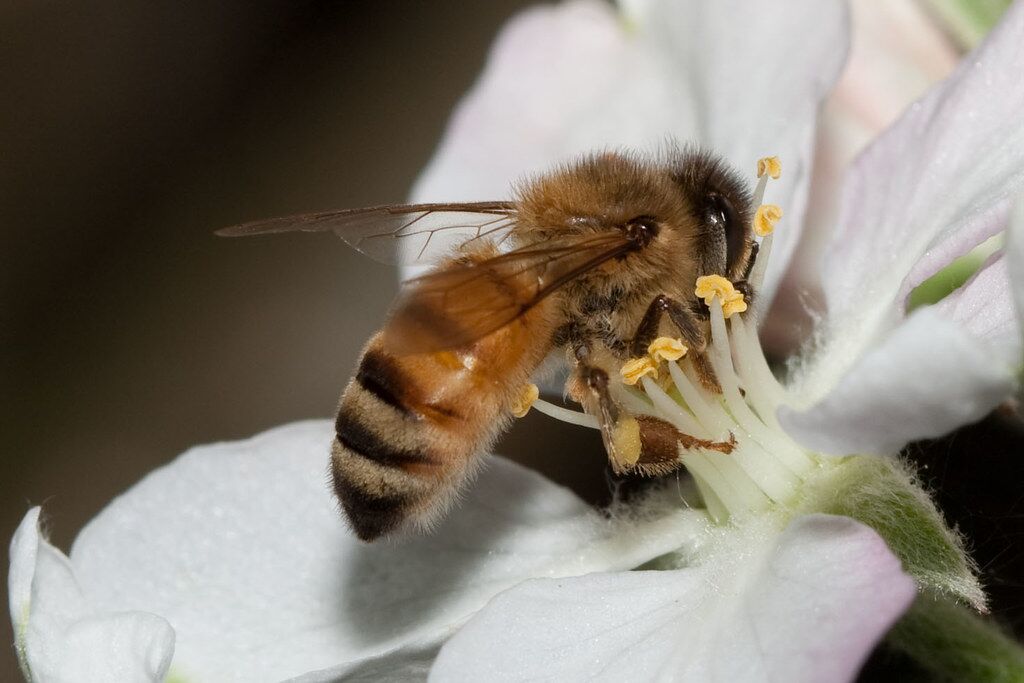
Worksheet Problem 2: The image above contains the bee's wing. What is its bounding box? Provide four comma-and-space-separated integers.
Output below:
216, 202, 517, 266
385, 231, 635, 354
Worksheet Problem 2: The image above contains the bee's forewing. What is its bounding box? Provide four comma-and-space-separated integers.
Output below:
384, 232, 636, 354
216, 201, 517, 266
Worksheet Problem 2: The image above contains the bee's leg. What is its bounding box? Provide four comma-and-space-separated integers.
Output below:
569, 359, 638, 474
690, 353, 721, 393
578, 364, 620, 424
573, 359, 732, 477
631, 415, 736, 477
630, 295, 720, 392
629, 294, 706, 357
731, 241, 759, 306
742, 241, 759, 280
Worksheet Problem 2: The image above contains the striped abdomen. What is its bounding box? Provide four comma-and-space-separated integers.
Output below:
331, 305, 555, 541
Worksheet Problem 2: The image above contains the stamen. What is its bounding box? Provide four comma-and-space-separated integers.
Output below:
748, 158, 781, 297
511, 383, 539, 418
532, 398, 599, 429
695, 274, 735, 306
648, 337, 687, 362
720, 291, 747, 319
753, 204, 782, 237
640, 376, 706, 437
669, 361, 735, 437
621, 357, 658, 385
757, 156, 782, 180
528, 154, 823, 524
706, 299, 814, 476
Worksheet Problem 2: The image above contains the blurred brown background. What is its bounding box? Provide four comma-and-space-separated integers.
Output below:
2, 2, 585, 677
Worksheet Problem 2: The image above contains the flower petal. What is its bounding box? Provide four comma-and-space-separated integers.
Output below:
1008, 195, 1024, 333
816, 1, 1024, 388
934, 253, 1020, 366
429, 514, 915, 682
780, 306, 1016, 456
620, 0, 848, 303
66, 421, 689, 681
411, 0, 847, 303
9, 508, 175, 683
285, 639, 441, 682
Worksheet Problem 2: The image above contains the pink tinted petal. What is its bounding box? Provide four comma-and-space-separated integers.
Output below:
720, 514, 914, 682
781, 307, 1015, 456
767, 0, 957, 354
934, 254, 1020, 365
429, 514, 914, 682
821, 2, 1024, 362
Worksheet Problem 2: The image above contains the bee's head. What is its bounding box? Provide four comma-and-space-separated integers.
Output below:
513, 152, 689, 284
514, 149, 753, 290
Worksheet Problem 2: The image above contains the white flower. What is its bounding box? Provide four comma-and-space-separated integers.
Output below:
10, 1, 1024, 681
9, 423, 689, 682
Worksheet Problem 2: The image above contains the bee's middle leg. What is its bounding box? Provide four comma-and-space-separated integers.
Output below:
630, 294, 707, 357
630, 294, 719, 392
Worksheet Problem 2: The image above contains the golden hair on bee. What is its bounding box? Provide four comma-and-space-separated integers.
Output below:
219, 147, 758, 541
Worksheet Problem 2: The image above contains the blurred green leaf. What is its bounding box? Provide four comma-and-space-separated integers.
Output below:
925, 0, 1013, 48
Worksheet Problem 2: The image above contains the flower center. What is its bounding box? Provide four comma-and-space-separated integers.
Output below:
526, 156, 822, 523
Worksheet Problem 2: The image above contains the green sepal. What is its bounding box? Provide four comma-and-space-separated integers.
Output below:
798, 455, 986, 611
887, 592, 1024, 682
924, 0, 1013, 49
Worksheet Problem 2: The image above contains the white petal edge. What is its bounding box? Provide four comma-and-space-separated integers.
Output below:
65, 420, 695, 681
815, 1, 1024, 391
780, 306, 1016, 456
285, 638, 442, 683
429, 513, 915, 682
410, 0, 848, 303
1008, 195, 1024, 338
9, 508, 175, 683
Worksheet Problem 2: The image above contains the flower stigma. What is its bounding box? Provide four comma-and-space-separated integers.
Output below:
534, 156, 825, 523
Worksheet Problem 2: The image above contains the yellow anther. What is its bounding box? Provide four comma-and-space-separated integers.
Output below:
721, 290, 748, 318
757, 156, 782, 179
754, 204, 783, 237
695, 274, 736, 306
696, 275, 747, 318
511, 383, 539, 418
621, 356, 658, 385
648, 337, 688, 362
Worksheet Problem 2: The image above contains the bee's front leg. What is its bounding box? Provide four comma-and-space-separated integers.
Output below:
630, 294, 706, 357
731, 240, 759, 305
630, 294, 720, 392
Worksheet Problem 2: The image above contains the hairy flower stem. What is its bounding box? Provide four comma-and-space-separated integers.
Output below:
885, 593, 1024, 682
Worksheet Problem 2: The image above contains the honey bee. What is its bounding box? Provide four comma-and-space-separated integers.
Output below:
219, 149, 757, 541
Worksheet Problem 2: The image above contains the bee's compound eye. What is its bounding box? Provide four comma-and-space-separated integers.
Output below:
703, 192, 745, 272
625, 216, 659, 247
703, 192, 736, 231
